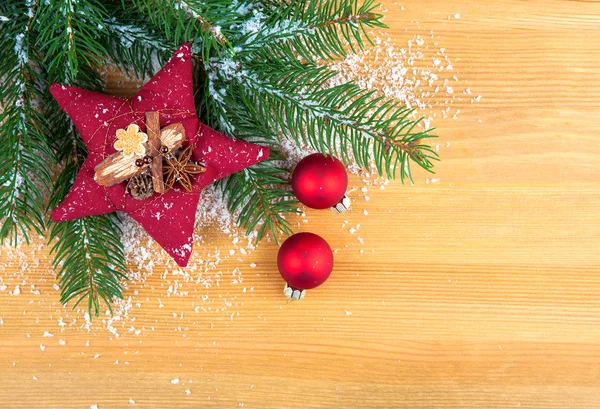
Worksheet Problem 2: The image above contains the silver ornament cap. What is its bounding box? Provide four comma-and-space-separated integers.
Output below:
283, 284, 306, 300
330, 195, 351, 214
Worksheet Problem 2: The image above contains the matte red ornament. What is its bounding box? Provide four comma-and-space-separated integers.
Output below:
277, 232, 334, 299
49, 43, 269, 267
291, 153, 348, 209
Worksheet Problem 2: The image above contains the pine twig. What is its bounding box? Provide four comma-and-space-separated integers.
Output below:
207, 46, 437, 182
36, 0, 110, 83
0, 0, 52, 245
100, 15, 173, 79
35, 0, 130, 317
177, 0, 227, 45
223, 165, 299, 242
124, 0, 232, 60
46, 119, 128, 317
253, 0, 387, 61
318, 12, 380, 28
49, 212, 127, 317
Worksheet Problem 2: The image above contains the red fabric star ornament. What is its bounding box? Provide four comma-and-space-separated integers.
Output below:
50, 43, 269, 267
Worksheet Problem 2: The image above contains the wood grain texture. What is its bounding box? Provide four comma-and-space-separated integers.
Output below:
1, 1, 600, 408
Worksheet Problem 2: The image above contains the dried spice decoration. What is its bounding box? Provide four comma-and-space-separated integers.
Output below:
94, 115, 185, 188
163, 144, 206, 192
145, 113, 186, 194
127, 172, 155, 200
94, 151, 144, 187
114, 123, 148, 157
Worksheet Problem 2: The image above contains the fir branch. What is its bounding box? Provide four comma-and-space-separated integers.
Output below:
200, 0, 434, 239
44, 94, 128, 320
207, 47, 437, 181
222, 165, 298, 242
175, 0, 228, 45
209, 93, 299, 241
0, 0, 52, 245
49, 211, 127, 317
36, 0, 110, 83
99, 14, 173, 79
124, 0, 232, 60
34, 0, 129, 317
0, 0, 441, 316
252, 0, 386, 61
47, 115, 127, 318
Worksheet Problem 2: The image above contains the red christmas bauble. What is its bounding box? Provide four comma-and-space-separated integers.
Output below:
277, 232, 334, 294
291, 153, 348, 209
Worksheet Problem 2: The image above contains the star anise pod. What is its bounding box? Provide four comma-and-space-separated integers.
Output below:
163, 144, 206, 192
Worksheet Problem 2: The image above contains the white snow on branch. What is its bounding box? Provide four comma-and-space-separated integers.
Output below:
240, 10, 266, 34
231, 0, 254, 15
174, 1, 225, 43
14, 34, 28, 65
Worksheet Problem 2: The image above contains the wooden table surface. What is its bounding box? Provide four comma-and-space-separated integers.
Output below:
2, 1, 600, 408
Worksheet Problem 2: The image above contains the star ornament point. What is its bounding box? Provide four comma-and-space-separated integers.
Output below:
50, 43, 269, 267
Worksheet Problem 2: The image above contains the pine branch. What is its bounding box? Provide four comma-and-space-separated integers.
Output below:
100, 15, 173, 79
207, 45, 437, 181
0, 0, 52, 245
49, 210, 127, 317
0, 0, 441, 316
36, 0, 110, 83
174, 0, 229, 45
46, 115, 128, 318
250, 0, 386, 61
45, 112, 128, 321
200, 0, 434, 239
124, 0, 233, 60
221, 159, 299, 242
206, 90, 299, 240
34, 0, 129, 317
207, 89, 301, 241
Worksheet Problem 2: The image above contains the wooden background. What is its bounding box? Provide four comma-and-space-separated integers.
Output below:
2, 1, 600, 408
